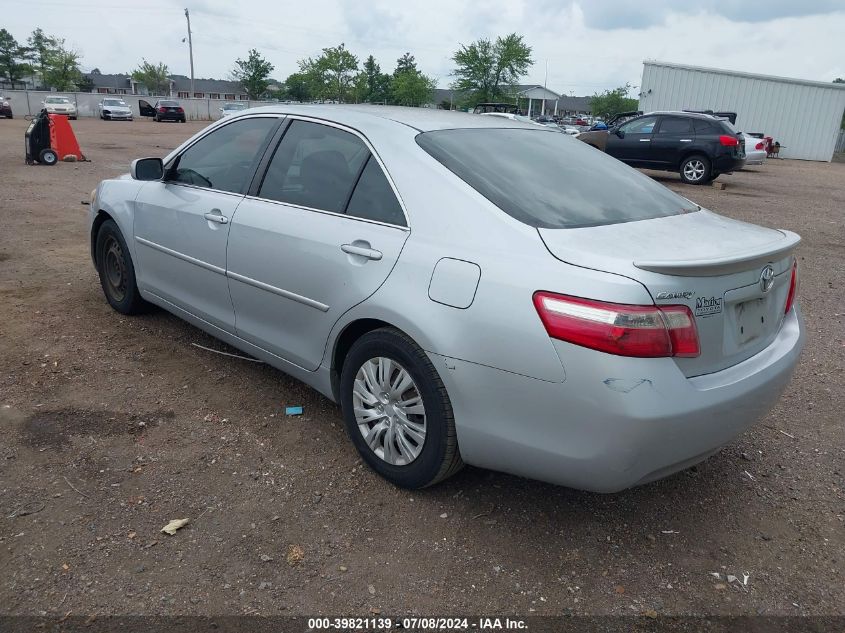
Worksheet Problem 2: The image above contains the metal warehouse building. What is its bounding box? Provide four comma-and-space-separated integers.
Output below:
638, 61, 845, 161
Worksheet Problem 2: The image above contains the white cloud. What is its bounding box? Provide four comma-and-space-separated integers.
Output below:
3, 0, 843, 94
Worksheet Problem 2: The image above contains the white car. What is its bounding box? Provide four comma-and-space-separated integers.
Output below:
42, 96, 77, 119
480, 112, 563, 131
99, 98, 133, 121
219, 102, 249, 117
742, 134, 767, 166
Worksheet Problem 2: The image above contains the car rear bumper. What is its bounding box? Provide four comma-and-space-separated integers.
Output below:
744, 150, 766, 166
714, 154, 746, 173
157, 113, 184, 120
432, 307, 803, 492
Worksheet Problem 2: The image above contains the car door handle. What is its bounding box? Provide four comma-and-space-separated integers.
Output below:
639, 138, 651, 142
679, 138, 692, 142
341, 243, 382, 260
204, 210, 228, 224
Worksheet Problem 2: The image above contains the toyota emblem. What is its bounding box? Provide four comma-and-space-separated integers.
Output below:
759, 265, 775, 293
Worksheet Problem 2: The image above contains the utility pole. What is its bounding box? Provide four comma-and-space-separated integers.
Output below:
185, 8, 195, 97
542, 58, 548, 116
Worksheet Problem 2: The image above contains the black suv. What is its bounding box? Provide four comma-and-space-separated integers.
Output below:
605, 112, 745, 184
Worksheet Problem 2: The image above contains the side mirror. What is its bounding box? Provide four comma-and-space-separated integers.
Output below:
614, 128, 625, 138
131, 157, 164, 181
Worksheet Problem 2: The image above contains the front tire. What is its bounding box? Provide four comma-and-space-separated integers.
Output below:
95, 219, 149, 315
680, 154, 711, 185
340, 328, 463, 489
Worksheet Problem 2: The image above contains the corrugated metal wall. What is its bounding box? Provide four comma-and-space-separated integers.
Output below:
639, 62, 845, 161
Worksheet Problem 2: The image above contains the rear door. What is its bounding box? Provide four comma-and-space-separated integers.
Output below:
651, 115, 694, 167
133, 115, 280, 332
605, 115, 658, 166
226, 118, 410, 371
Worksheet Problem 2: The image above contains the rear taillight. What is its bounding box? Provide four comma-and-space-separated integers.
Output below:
755, 141, 765, 150
158, 106, 166, 112
177, 107, 184, 112
719, 135, 739, 147
533, 292, 700, 358
784, 260, 799, 314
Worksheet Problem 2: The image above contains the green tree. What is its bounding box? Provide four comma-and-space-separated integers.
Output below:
450, 33, 533, 105
299, 43, 358, 102
391, 69, 436, 106
27, 28, 58, 88
283, 72, 311, 102
836, 78, 845, 128
232, 49, 274, 99
394, 52, 417, 75
43, 39, 81, 91
0, 28, 30, 86
353, 55, 391, 103
588, 83, 639, 120
131, 59, 171, 96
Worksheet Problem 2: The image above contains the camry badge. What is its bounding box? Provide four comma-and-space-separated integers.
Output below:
759, 265, 775, 293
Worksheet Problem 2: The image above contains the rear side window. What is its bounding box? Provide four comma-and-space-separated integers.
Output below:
658, 117, 692, 134
259, 120, 369, 213
693, 119, 718, 134
416, 128, 698, 229
347, 157, 405, 226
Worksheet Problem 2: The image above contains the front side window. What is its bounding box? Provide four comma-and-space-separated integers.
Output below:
168, 117, 278, 193
619, 116, 657, 134
416, 128, 698, 229
259, 120, 369, 213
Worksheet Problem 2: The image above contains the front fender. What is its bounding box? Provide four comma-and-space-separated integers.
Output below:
89, 177, 144, 265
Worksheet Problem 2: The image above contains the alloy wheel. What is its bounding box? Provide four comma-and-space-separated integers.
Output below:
683, 159, 706, 181
352, 357, 427, 466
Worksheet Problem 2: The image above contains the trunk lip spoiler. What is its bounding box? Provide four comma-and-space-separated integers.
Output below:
634, 230, 800, 277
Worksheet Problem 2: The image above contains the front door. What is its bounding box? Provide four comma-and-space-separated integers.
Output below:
138, 99, 155, 117
226, 119, 410, 370
133, 115, 280, 332
651, 115, 694, 167
605, 115, 658, 166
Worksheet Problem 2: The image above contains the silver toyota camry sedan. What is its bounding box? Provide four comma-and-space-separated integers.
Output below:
88, 105, 804, 491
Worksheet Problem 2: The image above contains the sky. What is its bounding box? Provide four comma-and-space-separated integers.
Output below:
3, 0, 845, 95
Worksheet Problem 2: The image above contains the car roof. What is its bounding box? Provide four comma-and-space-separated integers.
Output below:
642, 110, 722, 120
244, 104, 540, 132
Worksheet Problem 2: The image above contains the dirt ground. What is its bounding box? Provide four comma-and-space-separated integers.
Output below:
0, 118, 843, 619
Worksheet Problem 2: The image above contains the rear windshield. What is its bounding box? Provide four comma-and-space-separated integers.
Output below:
416, 128, 698, 229
160, 101, 178, 106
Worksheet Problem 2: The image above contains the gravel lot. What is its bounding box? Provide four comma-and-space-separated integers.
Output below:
0, 118, 843, 618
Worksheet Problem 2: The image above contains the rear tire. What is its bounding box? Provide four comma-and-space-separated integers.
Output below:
340, 327, 463, 489
95, 219, 149, 315
38, 148, 58, 166
680, 154, 711, 185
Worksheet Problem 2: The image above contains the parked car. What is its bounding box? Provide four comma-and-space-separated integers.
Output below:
139, 99, 186, 123
0, 96, 12, 119
42, 96, 77, 119
98, 98, 133, 121
741, 133, 767, 166
220, 102, 249, 117
481, 112, 562, 131
604, 111, 746, 184
473, 102, 519, 114
87, 105, 803, 492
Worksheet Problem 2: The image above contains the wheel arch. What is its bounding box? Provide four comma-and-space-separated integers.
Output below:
329, 317, 421, 401
90, 209, 115, 264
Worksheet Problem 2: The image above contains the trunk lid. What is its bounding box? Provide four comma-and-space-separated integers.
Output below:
538, 210, 799, 377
